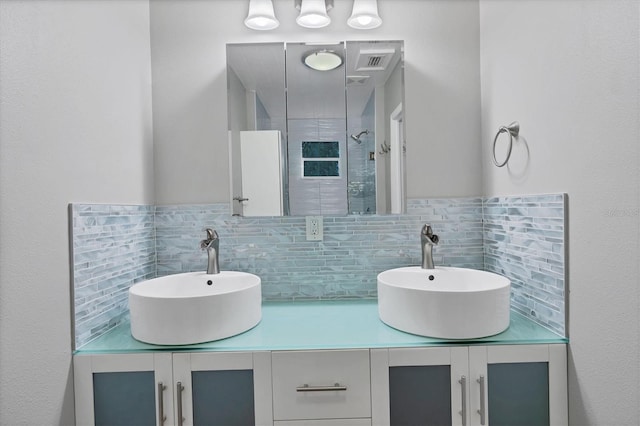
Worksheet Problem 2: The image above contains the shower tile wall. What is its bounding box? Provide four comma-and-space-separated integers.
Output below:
347, 92, 376, 214
287, 118, 348, 216
483, 193, 567, 336
70, 204, 155, 349
71, 194, 567, 348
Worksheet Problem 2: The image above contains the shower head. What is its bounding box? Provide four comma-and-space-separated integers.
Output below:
350, 129, 370, 144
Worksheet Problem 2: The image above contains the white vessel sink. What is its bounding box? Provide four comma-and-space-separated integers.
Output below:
377, 267, 510, 339
129, 271, 261, 345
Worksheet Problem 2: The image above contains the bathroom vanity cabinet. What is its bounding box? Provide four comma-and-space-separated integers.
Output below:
74, 344, 566, 426
371, 344, 567, 426
74, 351, 273, 426
73, 301, 568, 426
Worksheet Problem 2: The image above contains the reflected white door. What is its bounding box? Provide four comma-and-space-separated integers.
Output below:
240, 130, 283, 216
390, 103, 404, 214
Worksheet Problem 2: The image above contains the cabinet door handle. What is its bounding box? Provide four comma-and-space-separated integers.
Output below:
459, 376, 467, 426
176, 382, 185, 426
157, 382, 167, 426
477, 375, 486, 425
296, 383, 348, 392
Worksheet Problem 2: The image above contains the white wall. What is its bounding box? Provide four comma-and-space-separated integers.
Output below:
150, 0, 483, 204
479, 1, 640, 424
0, 1, 154, 424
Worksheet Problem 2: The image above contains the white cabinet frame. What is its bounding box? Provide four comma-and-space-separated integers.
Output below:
75, 345, 566, 426
371, 347, 468, 426
469, 344, 568, 426
172, 351, 273, 426
74, 353, 174, 426
371, 344, 568, 426
74, 351, 273, 426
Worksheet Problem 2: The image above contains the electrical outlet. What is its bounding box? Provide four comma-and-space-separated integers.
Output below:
305, 216, 323, 241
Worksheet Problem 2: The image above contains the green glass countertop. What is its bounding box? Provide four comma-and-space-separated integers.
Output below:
75, 299, 567, 354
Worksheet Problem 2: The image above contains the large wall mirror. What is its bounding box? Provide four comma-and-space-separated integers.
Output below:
227, 40, 405, 217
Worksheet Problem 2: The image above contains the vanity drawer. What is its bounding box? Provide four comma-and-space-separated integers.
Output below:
272, 349, 371, 420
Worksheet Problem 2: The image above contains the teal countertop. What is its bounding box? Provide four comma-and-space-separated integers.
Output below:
75, 300, 567, 354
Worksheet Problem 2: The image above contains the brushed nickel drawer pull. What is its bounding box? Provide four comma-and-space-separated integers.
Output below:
459, 375, 467, 426
177, 382, 185, 426
296, 383, 348, 392
157, 382, 167, 426
477, 375, 486, 425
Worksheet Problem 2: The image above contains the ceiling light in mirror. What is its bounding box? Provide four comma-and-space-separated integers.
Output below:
348, 0, 382, 29
245, 0, 279, 30
303, 50, 343, 71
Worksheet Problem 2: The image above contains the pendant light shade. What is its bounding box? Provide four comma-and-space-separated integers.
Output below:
296, 0, 331, 29
244, 0, 377, 31
348, 0, 382, 29
244, 0, 279, 31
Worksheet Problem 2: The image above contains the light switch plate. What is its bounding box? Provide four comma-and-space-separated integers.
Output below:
305, 216, 323, 241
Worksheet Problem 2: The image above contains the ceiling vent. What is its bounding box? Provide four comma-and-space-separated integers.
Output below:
346, 75, 371, 85
354, 48, 395, 71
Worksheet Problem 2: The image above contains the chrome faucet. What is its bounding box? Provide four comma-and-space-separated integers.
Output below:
200, 228, 220, 275
421, 224, 439, 269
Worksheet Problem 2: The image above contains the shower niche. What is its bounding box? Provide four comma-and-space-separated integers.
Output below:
227, 41, 405, 216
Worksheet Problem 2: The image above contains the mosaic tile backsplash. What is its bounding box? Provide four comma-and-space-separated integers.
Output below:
155, 198, 484, 299
70, 194, 566, 348
70, 204, 155, 349
483, 194, 567, 335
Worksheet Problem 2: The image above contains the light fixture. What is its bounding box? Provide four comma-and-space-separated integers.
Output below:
296, 0, 332, 29
303, 50, 343, 71
348, 0, 382, 29
244, 0, 279, 31
244, 0, 382, 31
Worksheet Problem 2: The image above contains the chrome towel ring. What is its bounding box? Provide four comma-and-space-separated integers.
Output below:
492, 121, 520, 167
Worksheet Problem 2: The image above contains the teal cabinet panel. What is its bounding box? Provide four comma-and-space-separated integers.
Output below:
389, 365, 452, 426
488, 362, 549, 426
192, 370, 255, 426
93, 371, 155, 426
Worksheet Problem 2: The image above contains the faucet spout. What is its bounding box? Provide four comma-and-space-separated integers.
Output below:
421, 224, 439, 269
200, 228, 220, 274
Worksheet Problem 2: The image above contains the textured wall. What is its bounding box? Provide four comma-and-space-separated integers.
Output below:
0, 1, 154, 423
479, 1, 640, 423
